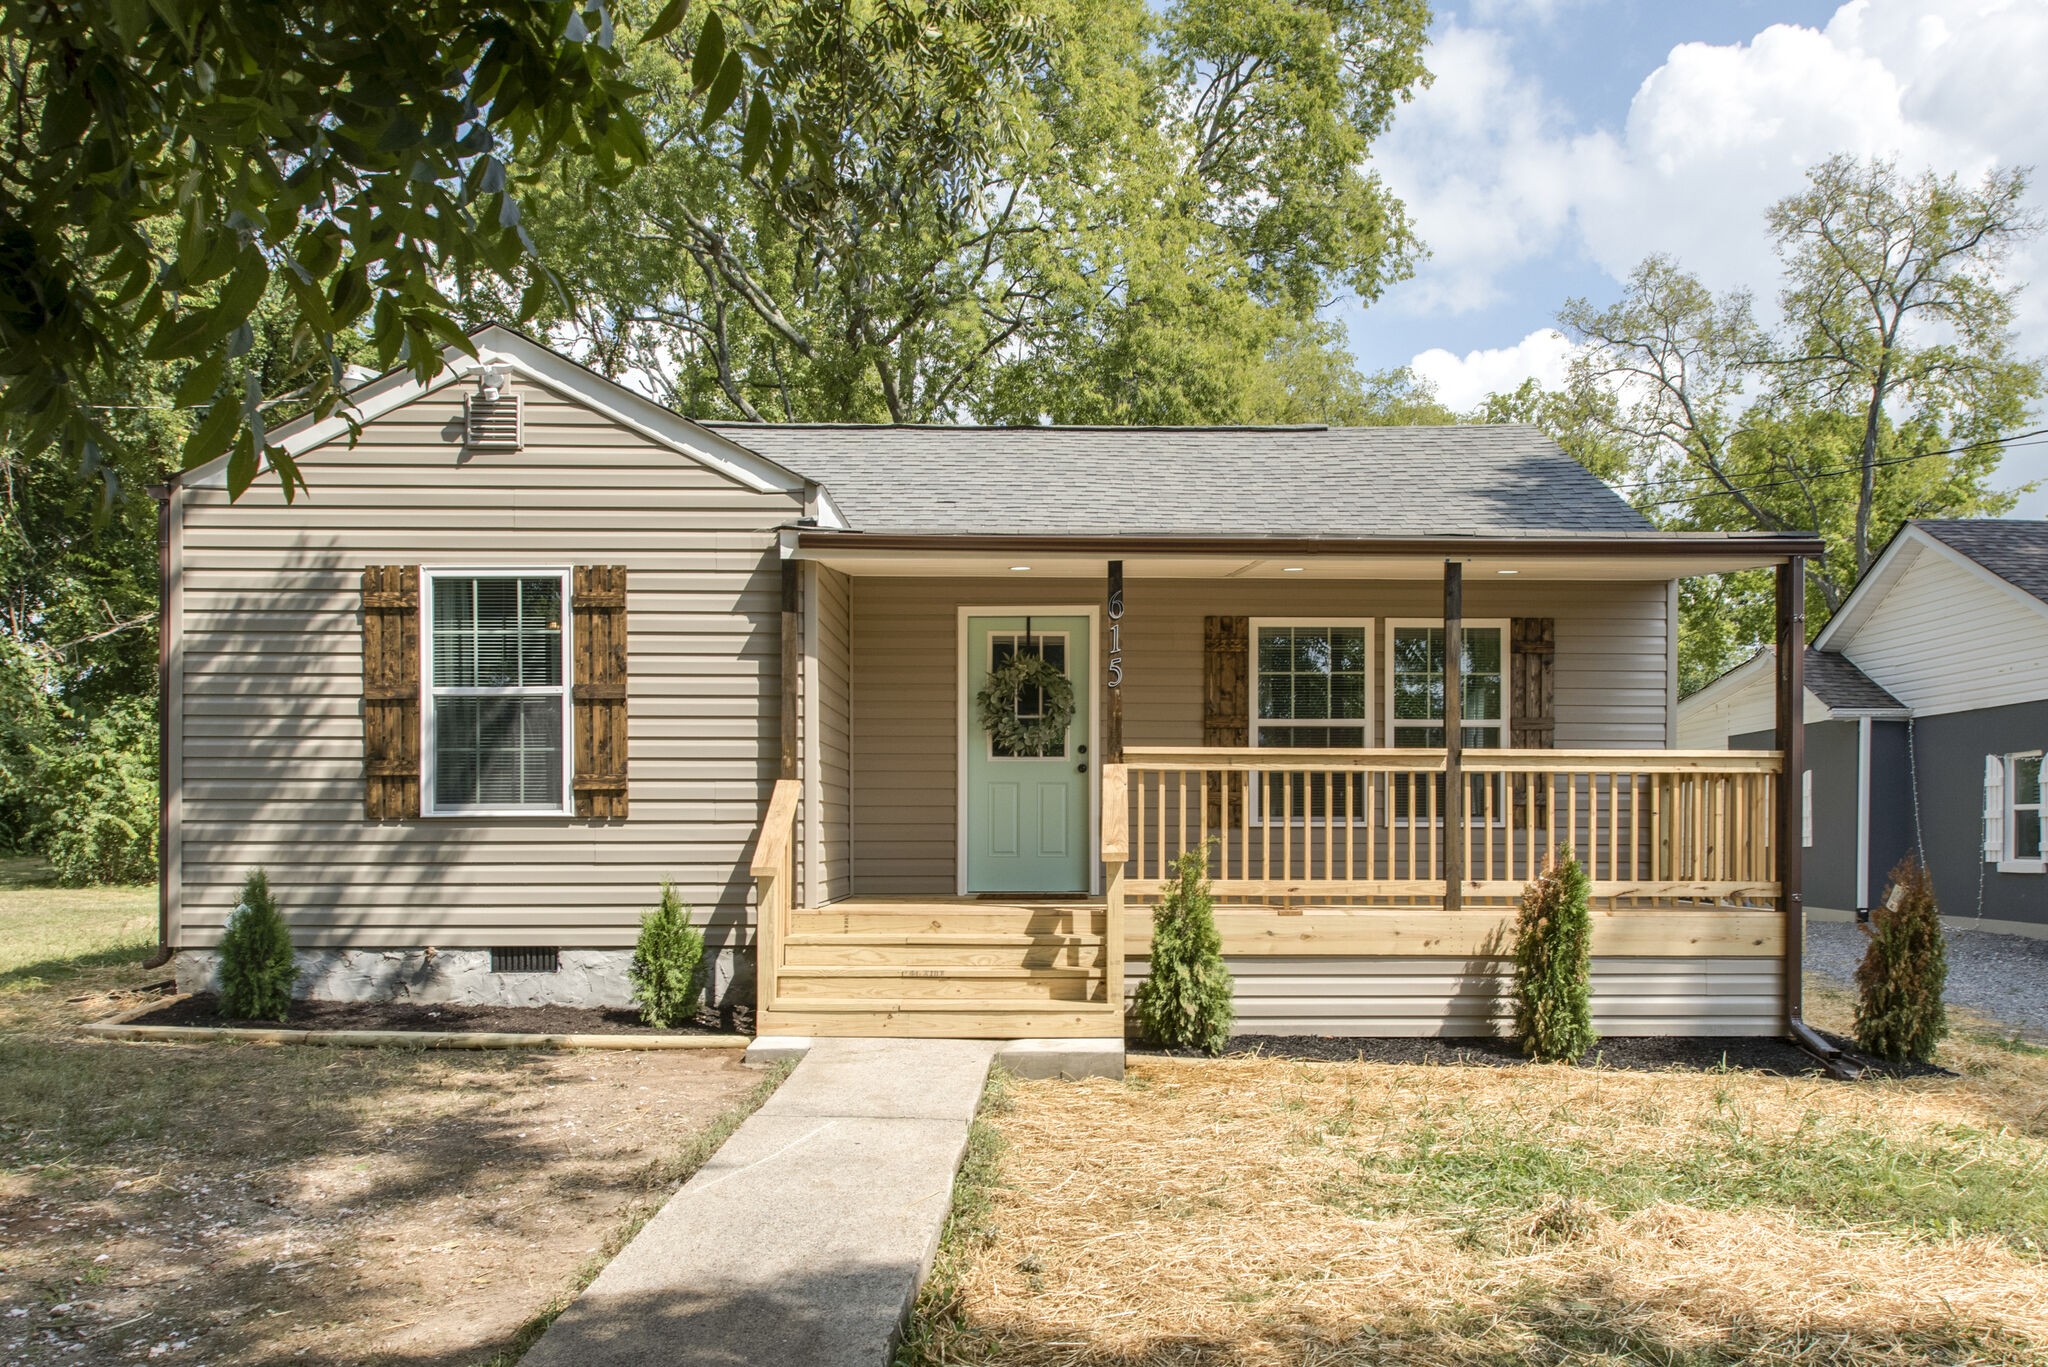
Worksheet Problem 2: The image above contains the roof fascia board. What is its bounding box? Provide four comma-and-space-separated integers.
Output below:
793, 530, 1825, 559
183, 324, 807, 496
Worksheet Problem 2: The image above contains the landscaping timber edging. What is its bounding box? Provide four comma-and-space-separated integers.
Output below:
80, 998, 753, 1051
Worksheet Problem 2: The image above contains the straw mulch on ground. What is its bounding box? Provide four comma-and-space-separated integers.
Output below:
908, 989, 2048, 1366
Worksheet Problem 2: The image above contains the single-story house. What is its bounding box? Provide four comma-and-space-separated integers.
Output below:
1680, 518, 2048, 938
159, 326, 1825, 1041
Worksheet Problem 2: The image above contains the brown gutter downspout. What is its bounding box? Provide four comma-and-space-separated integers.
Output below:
144, 483, 174, 971
1775, 555, 1860, 1079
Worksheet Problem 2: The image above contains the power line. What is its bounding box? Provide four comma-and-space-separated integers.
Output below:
1616, 425, 2048, 510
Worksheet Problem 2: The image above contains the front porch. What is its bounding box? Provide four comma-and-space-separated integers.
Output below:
750, 746, 1790, 1038
754, 536, 1814, 1039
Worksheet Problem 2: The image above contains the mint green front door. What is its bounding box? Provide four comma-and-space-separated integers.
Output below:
964, 615, 1092, 894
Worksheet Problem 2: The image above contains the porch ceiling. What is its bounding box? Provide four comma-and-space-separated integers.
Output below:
788, 530, 1823, 581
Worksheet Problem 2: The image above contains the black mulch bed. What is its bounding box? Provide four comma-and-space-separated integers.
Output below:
1133, 1029, 1952, 1079
128, 992, 752, 1038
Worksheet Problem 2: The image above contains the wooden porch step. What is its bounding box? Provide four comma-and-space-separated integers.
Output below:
774, 969, 1105, 1003
782, 934, 1106, 970
791, 908, 1106, 936
756, 1001, 1124, 1039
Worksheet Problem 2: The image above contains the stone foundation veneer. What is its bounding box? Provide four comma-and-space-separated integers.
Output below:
171, 946, 753, 1011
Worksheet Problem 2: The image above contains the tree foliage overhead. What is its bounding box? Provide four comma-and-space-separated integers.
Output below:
1, 0, 689, 500
519, 0, 1433, 424
1538, 156, 2043, 691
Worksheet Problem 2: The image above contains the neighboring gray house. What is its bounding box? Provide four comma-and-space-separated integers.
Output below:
160, 326, 1823, 1040
1681, 519, 2048, 937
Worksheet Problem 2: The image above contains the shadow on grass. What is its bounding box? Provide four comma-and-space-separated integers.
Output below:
2, 1033, 782, 1367
0, 942, 154, 994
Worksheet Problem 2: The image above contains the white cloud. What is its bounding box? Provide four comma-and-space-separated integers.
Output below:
1410, 328, 1576, 411
1372, 25, 1619, 313
1380, 0, 2048, 348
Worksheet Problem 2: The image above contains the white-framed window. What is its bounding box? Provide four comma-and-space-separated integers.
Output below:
422, 567, 574, 816
986, 629, 1073, 760
1386, 619, 1508, 749
1386, 619, 1508, 822
1250, 620, 1372, 821
1997, 751, 2044, 874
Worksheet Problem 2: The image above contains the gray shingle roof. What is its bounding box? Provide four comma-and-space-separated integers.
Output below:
703, 423, 1652, 537
1913, 519, 2048, 606
1804, 648, 1903, 712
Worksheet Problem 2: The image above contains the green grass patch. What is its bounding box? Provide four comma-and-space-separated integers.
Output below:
0, 860, 154, 995
1331, 1095, 2048, 1251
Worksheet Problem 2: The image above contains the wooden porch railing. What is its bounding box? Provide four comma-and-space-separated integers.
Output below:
1109, 748, 1782, 906
750, 778, 801, 1012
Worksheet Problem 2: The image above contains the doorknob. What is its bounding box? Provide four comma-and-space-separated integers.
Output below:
1077, 762, 1089, 773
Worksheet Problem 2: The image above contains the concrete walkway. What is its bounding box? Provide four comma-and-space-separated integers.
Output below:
520, 1037, 1000, 1367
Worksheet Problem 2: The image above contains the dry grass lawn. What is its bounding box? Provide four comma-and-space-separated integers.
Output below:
906, 990, 2048, 1366
0, 860, 774, 1367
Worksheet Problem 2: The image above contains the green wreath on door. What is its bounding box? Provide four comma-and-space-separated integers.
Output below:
976, 651, 1076, 755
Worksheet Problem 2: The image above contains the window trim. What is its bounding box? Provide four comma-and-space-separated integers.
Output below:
420, 565, 576, 818
1383, 617, 1510, 751
2000, 749, 2045, 875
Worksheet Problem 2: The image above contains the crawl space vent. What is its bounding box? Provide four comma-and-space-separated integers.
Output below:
490, 946, 560, 974
464, 392, 523, 450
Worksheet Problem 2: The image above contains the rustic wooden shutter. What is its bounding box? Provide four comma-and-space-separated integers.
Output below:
1509, 618, 1555, 826
572, 566, 630, 819
1509, 618, 1555, 748
362, 566, 421, 820
1204, 616, 1249, 824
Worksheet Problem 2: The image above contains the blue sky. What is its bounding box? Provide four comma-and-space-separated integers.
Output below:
1330, 0, 2048, 515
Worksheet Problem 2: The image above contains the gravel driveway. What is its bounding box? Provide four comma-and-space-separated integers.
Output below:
1805, 917, 2048, 1042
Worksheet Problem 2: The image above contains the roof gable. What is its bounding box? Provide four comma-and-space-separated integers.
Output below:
183, 325, 808, 497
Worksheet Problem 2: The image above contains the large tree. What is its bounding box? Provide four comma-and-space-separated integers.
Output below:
516, 0, 1433, 424
1543, 157, 2041, 690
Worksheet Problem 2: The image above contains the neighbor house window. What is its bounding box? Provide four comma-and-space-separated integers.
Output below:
423, 570, 572, 815
1387, 620, 1507, 821
1251, 622, 1371, 819
2002, 751, 2044, 873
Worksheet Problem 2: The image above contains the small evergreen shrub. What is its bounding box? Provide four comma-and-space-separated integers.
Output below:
1512, 847, 1596, 1062
631, 881, 706, 1028
1855, 854, 1948, 1062
218, 868, 295, 1021
1133, 846, 1234, 1054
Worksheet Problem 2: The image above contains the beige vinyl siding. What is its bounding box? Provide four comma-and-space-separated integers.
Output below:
1125, 955, 1782, 1037
172, 377, 801, 951
813, 564, 854, 902
1838, 543, 2048, 715
848, 575, 1673, 895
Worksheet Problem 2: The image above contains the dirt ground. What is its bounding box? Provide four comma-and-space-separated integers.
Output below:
0, 868, 772, 1367
906, 983, 2048, 1367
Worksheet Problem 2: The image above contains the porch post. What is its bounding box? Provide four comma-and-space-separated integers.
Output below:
1106, 559, 1125, 763
1774, 556, 1806, 1031
780, 561, 800, 782
1443, 560, 1464, 910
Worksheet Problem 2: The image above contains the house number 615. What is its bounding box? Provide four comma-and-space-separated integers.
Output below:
1106, 561, 1125, 689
